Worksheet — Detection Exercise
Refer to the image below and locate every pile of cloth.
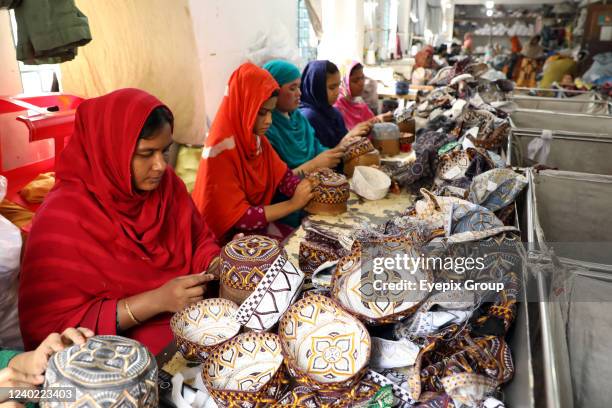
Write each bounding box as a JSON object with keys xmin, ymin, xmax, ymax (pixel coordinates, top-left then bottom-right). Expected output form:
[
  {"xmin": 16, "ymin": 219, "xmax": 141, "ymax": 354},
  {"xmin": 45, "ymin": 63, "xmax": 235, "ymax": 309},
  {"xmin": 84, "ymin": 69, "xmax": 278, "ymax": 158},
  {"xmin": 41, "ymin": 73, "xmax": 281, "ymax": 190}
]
[
  {"xmin": 380, "ymin": 59, "xmax": 514, "ymax": 196},
  {"xmin": 294, "ymin": 55, "xmax": 529, "ymax": 407},
  {"xmin": 473, "ymin": 22, "xmax": 534, "ymax": 37},
  {"xmin": 583, "ymin": 52, "xmax": 612, "ymax": 86},
  {"xmin": 507, "ymin": 21, "xmax": 535, "ymax": 37},
  {"xmin": 298, "ymin": 169, "xmax": 527, "ymax": 407}
]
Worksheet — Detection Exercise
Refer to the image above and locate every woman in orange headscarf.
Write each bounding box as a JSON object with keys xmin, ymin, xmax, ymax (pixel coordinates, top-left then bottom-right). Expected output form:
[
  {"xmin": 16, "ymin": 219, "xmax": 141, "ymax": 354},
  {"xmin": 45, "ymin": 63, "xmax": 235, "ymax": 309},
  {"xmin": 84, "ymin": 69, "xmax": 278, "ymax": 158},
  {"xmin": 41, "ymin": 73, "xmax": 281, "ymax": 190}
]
[
  {"xmin": 192, "ymin": 63, "xmax": 314, "ymax": 242},
  {"xmin": 506, "ymin": 36, "xmax": 522, "ymax": 80},
  {"xmin": 411, "ymin": 45, "xmax": 436, "ymax": 85}
]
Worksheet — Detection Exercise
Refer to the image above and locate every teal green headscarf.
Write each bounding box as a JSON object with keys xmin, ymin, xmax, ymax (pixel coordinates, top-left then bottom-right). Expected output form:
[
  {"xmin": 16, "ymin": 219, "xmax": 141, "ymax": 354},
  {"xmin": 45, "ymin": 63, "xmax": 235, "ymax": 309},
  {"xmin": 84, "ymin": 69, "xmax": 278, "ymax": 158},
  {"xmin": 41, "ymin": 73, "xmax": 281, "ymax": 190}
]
[{"xmin": 263, "ymin": 59, "xmax": 328, "ymax": 169}]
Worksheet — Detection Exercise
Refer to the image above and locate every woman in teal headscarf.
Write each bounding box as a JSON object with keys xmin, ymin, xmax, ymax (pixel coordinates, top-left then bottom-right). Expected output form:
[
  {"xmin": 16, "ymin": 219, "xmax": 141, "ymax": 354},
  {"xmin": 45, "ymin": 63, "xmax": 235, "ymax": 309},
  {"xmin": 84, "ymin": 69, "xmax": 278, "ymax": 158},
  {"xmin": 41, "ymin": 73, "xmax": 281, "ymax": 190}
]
[{"xmin": 263, "ymin": 59, "xmax": 350, "ymax": 173}]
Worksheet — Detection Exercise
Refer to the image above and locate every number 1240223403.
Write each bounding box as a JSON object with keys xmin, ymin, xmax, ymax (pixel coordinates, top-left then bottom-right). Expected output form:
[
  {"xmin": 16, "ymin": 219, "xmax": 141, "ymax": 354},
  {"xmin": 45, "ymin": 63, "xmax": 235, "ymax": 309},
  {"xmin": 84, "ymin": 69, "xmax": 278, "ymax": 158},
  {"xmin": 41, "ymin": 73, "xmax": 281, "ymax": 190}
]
[{"xmin": 1, "ymin": 387, "xmax": 76, "ymax": 403}]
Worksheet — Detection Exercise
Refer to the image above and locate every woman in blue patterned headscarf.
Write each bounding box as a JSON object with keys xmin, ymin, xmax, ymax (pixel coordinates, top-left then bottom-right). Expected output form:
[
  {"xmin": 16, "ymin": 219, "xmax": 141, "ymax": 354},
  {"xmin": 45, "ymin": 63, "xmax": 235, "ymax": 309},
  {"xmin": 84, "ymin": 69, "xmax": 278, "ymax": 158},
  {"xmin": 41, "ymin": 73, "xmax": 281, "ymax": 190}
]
[{"xmin": 263, "ymin": 59, "xmax": 344, "ymax": 172}]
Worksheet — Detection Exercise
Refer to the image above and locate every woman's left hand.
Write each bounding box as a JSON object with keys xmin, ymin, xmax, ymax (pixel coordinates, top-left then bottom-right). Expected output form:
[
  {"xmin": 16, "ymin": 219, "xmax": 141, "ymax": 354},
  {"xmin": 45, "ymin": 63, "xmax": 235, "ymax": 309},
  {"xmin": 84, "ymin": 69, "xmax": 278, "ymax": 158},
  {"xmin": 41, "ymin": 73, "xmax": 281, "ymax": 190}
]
[
  {"xmin": 376, "ymin": 112, "xmax": 394, "ymax": 123},
  {"xmin": 9, "ymin": 328, "xmax": 94, "ymax": 376},
  {"xmin": 206, "ymin": 256, "xmax": 221, "ymax": 279}
]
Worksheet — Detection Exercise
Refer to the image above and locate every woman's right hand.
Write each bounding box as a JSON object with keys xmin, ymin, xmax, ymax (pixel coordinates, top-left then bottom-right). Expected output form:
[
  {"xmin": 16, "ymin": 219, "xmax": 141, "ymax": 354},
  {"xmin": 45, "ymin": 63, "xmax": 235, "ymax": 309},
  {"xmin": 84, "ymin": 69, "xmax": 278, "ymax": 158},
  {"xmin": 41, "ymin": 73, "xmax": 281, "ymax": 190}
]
[
  {"xmin": 311, "ymin": 147, "xmax": 345, "ymax": 170},
  {"xmin": 0, "ymin": 366, "xmax": 43, "ymax": 405},
  {"xmin": 8, "ymin": 328, "xmax": 94, "ymax": 378},
  {"xmin": 347, "ymin": 121, "xmax": 372, "ymax": 138},
  {"xmin": 290, "ymin": 179, "xmax": 316, "ymax": 209},
  {"xmin": 155, "ymin": 273, "xmax": 216, "ymax": 313}
]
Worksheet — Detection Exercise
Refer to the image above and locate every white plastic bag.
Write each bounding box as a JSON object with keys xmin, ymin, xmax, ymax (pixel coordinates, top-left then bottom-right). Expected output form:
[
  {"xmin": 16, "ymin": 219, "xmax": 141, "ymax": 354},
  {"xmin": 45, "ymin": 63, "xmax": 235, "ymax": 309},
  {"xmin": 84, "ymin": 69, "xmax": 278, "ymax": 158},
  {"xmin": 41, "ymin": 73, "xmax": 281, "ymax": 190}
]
[
  {"xmin": 0, "ymin": 175, "xmax": 23, "ymax": 348},
  {"xmin": 527, "ymin": 129, "xmax": 553, "ymax": 164},
  {"xmin": 245, "ymin": 25, "xmax": 303, "ymax": 68},
  {"xmin": 171, "ymin": 366, "xmax": 218, "ymax": 408}
]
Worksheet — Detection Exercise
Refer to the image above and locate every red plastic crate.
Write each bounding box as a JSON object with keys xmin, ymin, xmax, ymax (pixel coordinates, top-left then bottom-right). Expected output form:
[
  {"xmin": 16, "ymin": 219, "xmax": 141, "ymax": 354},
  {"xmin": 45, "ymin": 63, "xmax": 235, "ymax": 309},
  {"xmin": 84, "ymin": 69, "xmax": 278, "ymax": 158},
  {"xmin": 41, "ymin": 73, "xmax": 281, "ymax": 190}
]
[{"xmin": 0, "ymin": 93, "xmax": 84, "ymax": 209}]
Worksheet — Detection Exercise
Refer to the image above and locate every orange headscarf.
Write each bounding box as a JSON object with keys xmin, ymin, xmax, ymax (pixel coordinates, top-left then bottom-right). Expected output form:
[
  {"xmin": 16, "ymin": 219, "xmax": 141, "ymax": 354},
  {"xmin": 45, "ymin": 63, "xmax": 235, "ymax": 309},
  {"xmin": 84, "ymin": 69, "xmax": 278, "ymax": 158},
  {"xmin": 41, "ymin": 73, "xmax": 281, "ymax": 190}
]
[
  {"xmin": 192, "ymin": 63, "xmax": 287, "ymax": 239},
  {"xmin": 415, "ymin": 45, "xmax": 435, "ymax": 69},
  {"xmin": 510, "ymin": 36, "xmax": 522, "ymax": 53}
]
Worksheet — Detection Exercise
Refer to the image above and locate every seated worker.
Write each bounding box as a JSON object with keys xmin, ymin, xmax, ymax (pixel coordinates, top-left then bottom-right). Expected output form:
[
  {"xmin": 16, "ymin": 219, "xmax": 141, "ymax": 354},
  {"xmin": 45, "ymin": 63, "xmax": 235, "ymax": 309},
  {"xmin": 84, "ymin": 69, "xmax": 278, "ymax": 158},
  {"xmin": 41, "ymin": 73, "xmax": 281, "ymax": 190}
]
[
  {"xmin": 411, "ymin": 45, "xmax": 437, "ymax": 85},
  {"xmin": 263, "ymin": 59, "xmax": 347, "ymax": 172},
  {"xmin": 191, "ymin": 63, "xmax": 315, "ymax": 242},
  {"xmin": 334, "ymin": 60, "xmax": 392, "ymax": 131},
  {"xmin": 1, "ymin": 328, "xmax": 93, "ymax": 407},
  {"xmin": 19, "ymin": 89, "xmax": 221, "ymax": 355},
  {"xmin": 299, "ymin": 60, "xmax": 371, "ymax": 148}
]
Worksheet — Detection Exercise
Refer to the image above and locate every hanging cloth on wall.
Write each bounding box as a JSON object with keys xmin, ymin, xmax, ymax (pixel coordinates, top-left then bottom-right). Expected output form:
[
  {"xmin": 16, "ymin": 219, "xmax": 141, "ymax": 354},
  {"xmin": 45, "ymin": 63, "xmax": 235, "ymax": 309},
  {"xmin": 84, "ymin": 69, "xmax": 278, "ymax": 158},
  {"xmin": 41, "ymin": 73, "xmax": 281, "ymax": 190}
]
[
  {"xmin": 13, "ymin": 0, "xmax": 91, "ymax": 65},
  {"xmin": 0, "ymin": 0, "xmax": 22, "ymax": 9}
]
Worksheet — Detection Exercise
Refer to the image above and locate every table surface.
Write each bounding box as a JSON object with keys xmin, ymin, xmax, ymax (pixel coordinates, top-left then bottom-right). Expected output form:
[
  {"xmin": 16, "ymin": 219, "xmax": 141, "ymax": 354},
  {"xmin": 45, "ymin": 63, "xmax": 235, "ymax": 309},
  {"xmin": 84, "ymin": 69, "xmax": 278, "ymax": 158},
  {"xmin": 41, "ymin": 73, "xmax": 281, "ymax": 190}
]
[
  {"xmin": 159, "ymin": 160, "xmax": 417, "ymax": 378},
  {"xmin": 284, "ymin": 189, "xmax": 415, "ymax": 265},
  {"xmin": 378, "ymin": 92, "xmax": 417, "ymax": 100}
]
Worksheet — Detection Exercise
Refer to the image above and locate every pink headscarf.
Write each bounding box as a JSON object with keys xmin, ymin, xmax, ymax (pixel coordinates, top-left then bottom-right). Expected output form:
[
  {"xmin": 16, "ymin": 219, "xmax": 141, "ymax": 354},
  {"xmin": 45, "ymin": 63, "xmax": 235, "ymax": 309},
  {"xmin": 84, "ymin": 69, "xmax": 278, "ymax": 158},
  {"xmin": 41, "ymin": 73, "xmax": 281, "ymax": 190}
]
[{"xmin": 333, "ymin": 60, "xmax": 375, "ymax": 130}]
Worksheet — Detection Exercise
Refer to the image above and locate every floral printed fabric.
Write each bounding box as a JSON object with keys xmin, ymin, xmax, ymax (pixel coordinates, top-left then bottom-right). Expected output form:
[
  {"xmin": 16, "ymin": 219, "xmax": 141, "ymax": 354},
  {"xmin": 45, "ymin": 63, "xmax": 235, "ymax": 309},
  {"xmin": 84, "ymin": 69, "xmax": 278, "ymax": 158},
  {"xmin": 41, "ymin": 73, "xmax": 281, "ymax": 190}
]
[{"xmin": 468, "ymin": 169, "xmax": 528, "ymax": 212}]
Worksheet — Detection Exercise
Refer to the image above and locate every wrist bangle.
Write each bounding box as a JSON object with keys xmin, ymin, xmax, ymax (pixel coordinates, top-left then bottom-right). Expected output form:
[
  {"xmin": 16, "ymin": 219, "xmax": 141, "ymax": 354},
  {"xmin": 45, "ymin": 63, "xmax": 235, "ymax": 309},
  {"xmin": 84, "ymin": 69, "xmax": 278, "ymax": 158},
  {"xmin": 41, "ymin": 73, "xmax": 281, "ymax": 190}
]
[{"xmin": 124, "ymin": 300, "xmax": 141, "ymax": 325}]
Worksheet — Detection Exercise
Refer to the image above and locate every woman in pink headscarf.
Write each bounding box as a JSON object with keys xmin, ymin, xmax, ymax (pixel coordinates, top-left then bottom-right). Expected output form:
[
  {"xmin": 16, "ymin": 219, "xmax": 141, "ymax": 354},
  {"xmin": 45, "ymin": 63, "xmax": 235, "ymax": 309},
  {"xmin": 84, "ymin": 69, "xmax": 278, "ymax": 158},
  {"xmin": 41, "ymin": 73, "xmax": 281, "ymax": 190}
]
[
  {"xmin": 334, "ymin": 61, "xmax": 392, "ymax": 130},
  {"xmin": 463, "ymin": 33, "xmax": 474, "ymax": 54}
]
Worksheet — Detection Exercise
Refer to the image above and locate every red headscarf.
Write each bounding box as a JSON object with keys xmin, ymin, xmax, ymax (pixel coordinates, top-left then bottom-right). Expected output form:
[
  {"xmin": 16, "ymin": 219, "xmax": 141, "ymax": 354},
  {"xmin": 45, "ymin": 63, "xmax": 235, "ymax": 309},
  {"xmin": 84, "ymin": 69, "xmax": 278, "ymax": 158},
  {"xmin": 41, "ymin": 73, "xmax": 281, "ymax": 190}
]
[
  {"xmin": 334, "ymin": 60, "xmax": 375, "ymax": 130},
  {"xmin": 19, "ymin": 88, "xmax": 219, "ymax": 353},
  {"xmin": 415, "ymin": 45, "xmax": 435, "ymax": 69},
  {"xmin": 192, "ymin": 63, "xmax": 287, "ymax": 239}
]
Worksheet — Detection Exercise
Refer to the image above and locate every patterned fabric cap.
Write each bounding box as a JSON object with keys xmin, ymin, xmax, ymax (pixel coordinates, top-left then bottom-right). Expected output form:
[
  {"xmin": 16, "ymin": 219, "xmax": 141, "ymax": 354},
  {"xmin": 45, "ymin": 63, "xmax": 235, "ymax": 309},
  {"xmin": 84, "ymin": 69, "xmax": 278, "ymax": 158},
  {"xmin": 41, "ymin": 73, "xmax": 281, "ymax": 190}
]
[
  {"xmin": 233, "ymin": 253, "xmax": 305, "ymax": 331},
  {"xmin": 278, "ymin": 294, "xmax": 371, "ymax": 395},
  {"xmin": 332, "ymin": 238, "xmax": 433, "ymax": 324},
  {"xmin": 468, "ymin": 168, "xmax": 528, "ymax": 212},
  {"xmin": 220, "ymin": 235, "xmax": 286, "ymax": 291},
  {"xmin": 307, "ymin": 168, "xmax": 350, "ymax": 205},
  {"xmin": 170, "ymin": 298, "xmax": 240, "ymax": 361},
  {"xmin": 343, "ymin": 138, "xmax": 376, "ymax": 161},
  {"xmin": 42, "ymin": 335, "xmax": 158, "ymax": 408},
  {"xmin": 202, "ymin": 332, "xmax": 286, "ymax": 408},
  {"xmin": 372, "ymin": 123, "xmax": 401, "ymax": 141}
]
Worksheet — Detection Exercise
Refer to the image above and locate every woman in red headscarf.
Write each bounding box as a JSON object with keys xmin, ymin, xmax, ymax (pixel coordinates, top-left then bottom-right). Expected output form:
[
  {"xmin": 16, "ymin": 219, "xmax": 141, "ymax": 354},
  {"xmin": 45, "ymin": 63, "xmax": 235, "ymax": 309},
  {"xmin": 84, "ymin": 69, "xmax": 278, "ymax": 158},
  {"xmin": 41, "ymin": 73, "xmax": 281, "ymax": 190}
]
[
  {"xmin": 191, "ymin": 63, "xmax": 314, "ymax": 242},
  {"xmin": 19, "ymin": 89, "xmax": 220, "ymax": 354}
]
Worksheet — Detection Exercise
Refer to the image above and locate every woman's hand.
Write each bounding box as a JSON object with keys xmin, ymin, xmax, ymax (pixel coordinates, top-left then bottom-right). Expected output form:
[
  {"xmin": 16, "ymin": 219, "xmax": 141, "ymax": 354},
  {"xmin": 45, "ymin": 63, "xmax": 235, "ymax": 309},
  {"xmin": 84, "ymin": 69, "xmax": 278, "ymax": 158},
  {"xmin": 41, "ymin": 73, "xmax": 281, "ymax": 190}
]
[
  {"xmin": 346, "ymin": 121, "xmax": 372, "ymax": 138},
  {"xmin": 8, "ymin": 328, "xmax": 94, "ymax": 377},
  {"xmin": 155, "ymin": 273, "xmax": 216, "ymax": 313},
  {"xmin": 289, "ymin": 178, "xmax": 316, "ymax": 210},
  {"xmin": 339, "ymin": 135, "xmax": 360, "ymax": 149},
  {"xmin": 0, "ymin": 366, "xmax": 43, "ymax": 405},
  {"xmin": 206, "ymin": 256, "xmax": 221, "ymax": 279},
  {"xmin": 375, "ymin": 111, "xmax": 393, "ymax": 123},
  {"xmin": 310, "ymin": 147, "xmax": 345, "ymax": 170},
  {"xmin": 1, "ymin": 402, "xmax": 27, "ymax": 407}
]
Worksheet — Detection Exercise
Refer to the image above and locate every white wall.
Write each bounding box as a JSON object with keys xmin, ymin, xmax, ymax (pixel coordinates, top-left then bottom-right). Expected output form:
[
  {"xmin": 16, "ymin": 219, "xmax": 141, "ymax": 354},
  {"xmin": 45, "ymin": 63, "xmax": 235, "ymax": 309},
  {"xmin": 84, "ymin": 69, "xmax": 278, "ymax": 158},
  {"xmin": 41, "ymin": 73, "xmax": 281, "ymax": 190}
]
[
  {"xmin": 188, "ymin": 0, "xmax": 298, "ymax": 125},
  {"xmin": 0, "ymin": 10, "xmax": 21, "ymax": 95},
  {"xmin": 397, "ymin": 0, "xmax": 412, "ymax": 56},
  {"xmin": 318, "ymin": 0, "xmax": 365, "ymax": 64}
]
